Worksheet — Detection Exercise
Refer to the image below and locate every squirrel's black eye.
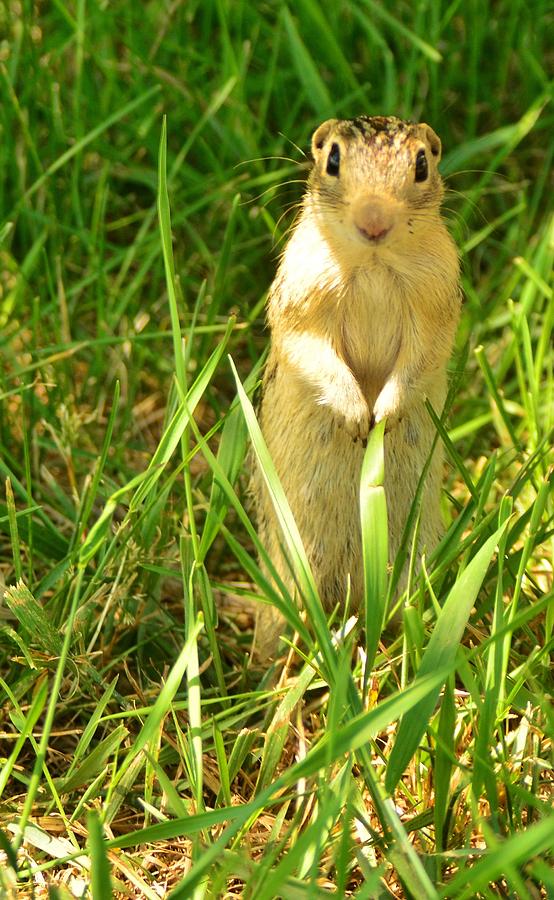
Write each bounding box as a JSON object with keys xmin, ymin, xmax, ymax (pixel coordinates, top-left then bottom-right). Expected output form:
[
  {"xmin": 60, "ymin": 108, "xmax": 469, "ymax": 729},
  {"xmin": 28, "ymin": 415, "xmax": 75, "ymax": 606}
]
[
  {"xmin": 326, "ymin": 143, "xmax": 340, "ymax": 176},
  {"xmin": 415, "ymin": 149, "xmax": 428, "ymax": 182}
]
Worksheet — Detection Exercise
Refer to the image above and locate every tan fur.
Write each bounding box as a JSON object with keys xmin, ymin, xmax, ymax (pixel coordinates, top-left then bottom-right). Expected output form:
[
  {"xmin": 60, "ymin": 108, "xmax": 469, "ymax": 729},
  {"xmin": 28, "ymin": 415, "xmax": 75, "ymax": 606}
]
[{"xmin": 251, "ymin": 116, "xmax": 461, "ymax": 655}]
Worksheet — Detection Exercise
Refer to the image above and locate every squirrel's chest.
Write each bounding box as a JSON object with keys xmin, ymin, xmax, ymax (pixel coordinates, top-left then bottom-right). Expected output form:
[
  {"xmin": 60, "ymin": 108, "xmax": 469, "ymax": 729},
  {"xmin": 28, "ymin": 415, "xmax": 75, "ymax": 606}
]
[{"xmin": 340, "ymin": 274, "xmax": 405, "ymax": 389}]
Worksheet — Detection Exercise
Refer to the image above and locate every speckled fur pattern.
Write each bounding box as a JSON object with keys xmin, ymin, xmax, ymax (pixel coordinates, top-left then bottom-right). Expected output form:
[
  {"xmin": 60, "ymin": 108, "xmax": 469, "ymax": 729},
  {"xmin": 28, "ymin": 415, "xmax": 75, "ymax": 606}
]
[{"xmin": 252, "ymin": 115, "xmax": 461, "ymax": 656}]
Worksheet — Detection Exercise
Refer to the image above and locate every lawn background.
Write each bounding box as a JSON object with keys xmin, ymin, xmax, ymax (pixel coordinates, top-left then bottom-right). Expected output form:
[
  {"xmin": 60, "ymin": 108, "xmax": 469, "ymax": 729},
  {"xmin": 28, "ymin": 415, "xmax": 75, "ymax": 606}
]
[{"xmin": 0, "ymin": 1, "xmax": 552, "ymax": 897}]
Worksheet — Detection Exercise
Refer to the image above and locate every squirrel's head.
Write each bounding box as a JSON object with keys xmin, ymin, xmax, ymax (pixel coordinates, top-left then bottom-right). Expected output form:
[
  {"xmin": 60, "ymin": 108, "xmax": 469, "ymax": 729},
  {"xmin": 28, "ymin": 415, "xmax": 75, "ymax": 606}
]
[{"xmin": 307, "ymin": 116, "xmax": 445, "ymax": 255}]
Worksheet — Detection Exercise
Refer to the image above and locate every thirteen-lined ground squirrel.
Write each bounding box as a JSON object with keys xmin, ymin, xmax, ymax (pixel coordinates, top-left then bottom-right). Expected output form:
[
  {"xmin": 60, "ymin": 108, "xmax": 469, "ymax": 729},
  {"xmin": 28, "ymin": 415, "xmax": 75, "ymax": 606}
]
[{"xmin": 252, "ymin": 115, "xmax": 461, "ymax": 655}]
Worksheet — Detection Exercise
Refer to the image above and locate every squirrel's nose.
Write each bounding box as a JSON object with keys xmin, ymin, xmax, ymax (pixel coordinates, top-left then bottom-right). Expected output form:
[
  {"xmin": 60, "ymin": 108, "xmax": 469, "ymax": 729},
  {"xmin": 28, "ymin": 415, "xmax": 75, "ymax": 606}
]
[
  {"xmin": 352, "ymin": 197, "xmax": 395, "ymax": 243},
  {"xmin": 357, "ymin": 222, "xmax": 391, "ymax": 242}
]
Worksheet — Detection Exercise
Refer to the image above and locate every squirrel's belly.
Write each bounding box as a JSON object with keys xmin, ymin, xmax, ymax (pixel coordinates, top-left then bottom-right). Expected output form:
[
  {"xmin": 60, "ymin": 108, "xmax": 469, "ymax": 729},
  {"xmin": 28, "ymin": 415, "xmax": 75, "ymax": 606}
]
[{"xmin": 341, "ymin": 285, "xmax": 403, "ymax": 395}]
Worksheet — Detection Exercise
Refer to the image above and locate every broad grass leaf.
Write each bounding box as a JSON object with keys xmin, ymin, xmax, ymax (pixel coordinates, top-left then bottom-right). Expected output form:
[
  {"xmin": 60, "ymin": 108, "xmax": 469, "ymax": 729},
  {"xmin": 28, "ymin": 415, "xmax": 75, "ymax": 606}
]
[
  {"xmin": 198, "ymin": 356, "xmax": 263, "ymax": 562},
  {"xmin": 158, "ymin": 116, "xmax": 185, "ymax": 394},
  {"xmin": 56, "ymin": 726, "xmax": 128, "ymax": 794}
]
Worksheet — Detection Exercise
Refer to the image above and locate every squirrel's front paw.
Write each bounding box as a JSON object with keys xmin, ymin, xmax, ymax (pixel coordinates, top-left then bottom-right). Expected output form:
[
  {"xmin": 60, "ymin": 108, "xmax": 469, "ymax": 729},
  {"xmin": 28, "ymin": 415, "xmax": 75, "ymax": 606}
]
[
  {"xmin": 321, "ymin": 384, "xmax": 370, "ymax": 442},
  {"xmin": 340, "ymin": 398, "xmax": 371, "ymax": 442},
  {"xmin": 373, "ymin": 390, "xmax": 403, "ymax": 432}
]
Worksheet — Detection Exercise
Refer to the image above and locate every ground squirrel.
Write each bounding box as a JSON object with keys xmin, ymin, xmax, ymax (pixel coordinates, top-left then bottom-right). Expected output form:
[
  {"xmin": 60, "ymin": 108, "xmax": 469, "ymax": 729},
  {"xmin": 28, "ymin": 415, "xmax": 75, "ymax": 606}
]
[{"xmin": 252, "ymin": 115, "xmax": 461, "ymax": 655}]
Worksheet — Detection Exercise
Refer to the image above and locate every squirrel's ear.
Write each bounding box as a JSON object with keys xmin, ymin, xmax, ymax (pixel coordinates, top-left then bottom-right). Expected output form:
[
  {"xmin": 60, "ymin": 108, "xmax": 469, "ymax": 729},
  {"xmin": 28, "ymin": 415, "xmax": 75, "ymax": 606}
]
[
  {"xmin": 420, "ymin": 124, "xmax": 442, "ymax": 161},
  {"xmin": 311, "ymin": 119, "xmax": 338, "ymax": 157}
]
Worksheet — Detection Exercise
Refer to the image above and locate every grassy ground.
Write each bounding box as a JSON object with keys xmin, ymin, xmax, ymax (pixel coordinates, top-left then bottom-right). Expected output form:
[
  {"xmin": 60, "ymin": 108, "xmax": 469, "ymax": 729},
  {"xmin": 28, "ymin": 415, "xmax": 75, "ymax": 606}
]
[{"xmin": 0, "ymin": 1, "xmax": 552, "ymax": 897}]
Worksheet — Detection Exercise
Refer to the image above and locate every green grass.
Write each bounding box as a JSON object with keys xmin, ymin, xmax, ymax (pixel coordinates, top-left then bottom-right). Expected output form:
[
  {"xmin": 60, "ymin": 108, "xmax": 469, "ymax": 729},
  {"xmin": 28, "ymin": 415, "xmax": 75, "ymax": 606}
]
[{"xmin": 0, "ymin": 1, "xmax": 552, "ymax": 897}]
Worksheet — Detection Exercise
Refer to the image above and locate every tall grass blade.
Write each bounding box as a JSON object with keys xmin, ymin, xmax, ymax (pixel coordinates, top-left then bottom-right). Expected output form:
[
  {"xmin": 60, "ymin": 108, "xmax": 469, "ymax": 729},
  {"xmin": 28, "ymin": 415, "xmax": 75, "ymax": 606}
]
[
  {"xmin": 230, "ymin": 356, "xmax": 336, "ymax": 675},
  {"xmin": 5, "ymin": 478, "xmax": 21, "ymax": 582},
  {"xmin": 472, "ymin": 496, "xmax": 513, "ymax": 808},
  {"xmin": 360, "ymin": 419, "xmax": 388, "ymax": 683},
  {"xmin": 158, "ymin": 116, "xmax": 186, "ymax": 393}
]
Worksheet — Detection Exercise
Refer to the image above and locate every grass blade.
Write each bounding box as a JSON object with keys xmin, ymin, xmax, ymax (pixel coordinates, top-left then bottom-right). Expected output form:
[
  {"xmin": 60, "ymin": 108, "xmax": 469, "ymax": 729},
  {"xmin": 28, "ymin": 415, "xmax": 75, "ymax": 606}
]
[
  {"xmin": 281, "ymin": 7, "xmax": 333, "ymax": 116},
  {"xmin": 4, "ymin": 478, "xmax": 21, "ymax": 581},
  {"xmin": 359, "ymin": 0, "xmax": 442, "ymax": 62},
  {"xmin": 130, "ymin": 318, "xmax": 234, "ymax": 511},
  {"xmin": 230, "ymin": 356, "xmax": 337, "ymax": 676},
  {"xmin": 360, "ymin": 419, "xmax": 388, "ymax": 682},
  {"xmin": 88, "ymin": 810, "xmax": 113, "ymax": 900},
  {"xmin": 158, "ymin": 115, "xmax": 186, "ymax": 394},
  {"xmin": 385, "ymin": 520, "xmax": 509, "ymax": 793}
]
